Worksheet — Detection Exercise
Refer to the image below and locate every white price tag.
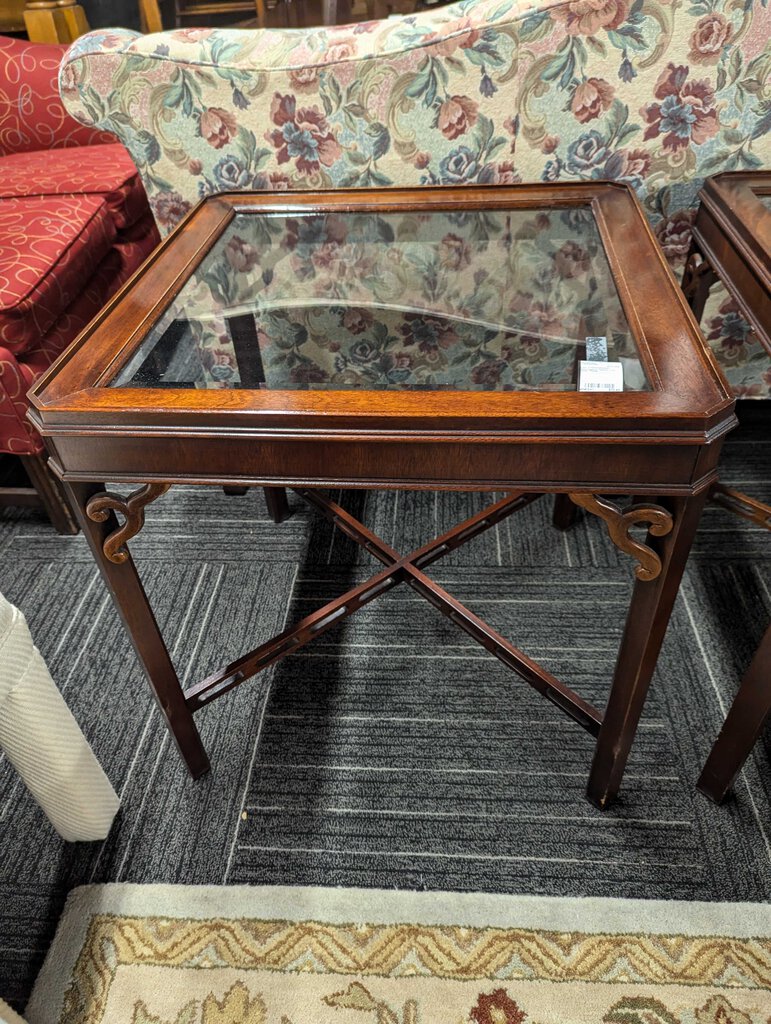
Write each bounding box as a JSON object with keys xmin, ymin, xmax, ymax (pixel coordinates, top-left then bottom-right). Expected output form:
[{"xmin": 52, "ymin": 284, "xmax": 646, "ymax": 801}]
[{"xmin": 578, "ymin": 360, "xmax": 623, "ymax": 393}]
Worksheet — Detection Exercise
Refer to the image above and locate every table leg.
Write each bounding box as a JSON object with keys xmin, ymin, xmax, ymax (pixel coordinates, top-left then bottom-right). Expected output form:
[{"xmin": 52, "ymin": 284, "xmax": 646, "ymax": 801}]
[
  {"xmin": 221, "ymin": 485, "xmax": 291, "ymax": 521},
  {"xmin": 681, "ymin": 239, "xmax": 718, "ymax": 324},
  {"xmin": 586, "ymin": 491, "xmax": 708, "ymax": 809},
  {"xmin": 64, "ymin": 481, "xmax": 210, "ymax": 779},
  {"xmin": 552, "ymin": 493, "xmax": 579, "ymax": 530},
  {"xmin": 264, "ymin": 486, "xmax": 291, "ymax": 523},
  {"xmin": 697, "ymin": 622, "xmax": 771, "ymax": 804}
]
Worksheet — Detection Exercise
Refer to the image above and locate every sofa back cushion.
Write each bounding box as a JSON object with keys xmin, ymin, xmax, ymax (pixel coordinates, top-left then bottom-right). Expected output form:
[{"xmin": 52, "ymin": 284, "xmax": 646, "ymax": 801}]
[
  {"xmin": 0, "ymin": 36, "xmax": 115, "ymax": 155},
  {"xmin": 57, "ymin": 0, "xmax": 771, "ymax": 241}
]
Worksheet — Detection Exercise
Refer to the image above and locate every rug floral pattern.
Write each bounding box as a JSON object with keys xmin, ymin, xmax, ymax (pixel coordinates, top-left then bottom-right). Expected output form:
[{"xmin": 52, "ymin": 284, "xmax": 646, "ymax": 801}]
[
  {"xmin": 130, "ymin": 981, "xmax": 768, "ymax": 1024},
  {"xmin": 60, "ymin": 916, "xmax": 771, "ymax": 1024},
  {"xmin": 128, "ymin": 980, "xmax": 768, "ymax": 1024}
]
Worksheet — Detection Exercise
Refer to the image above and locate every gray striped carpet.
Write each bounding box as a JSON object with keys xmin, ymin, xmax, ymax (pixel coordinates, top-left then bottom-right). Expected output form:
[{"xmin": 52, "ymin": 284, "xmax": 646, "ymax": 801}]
[{"xmin": 0, "ymin": 409, "xmax": 769, "ymax": 1011}]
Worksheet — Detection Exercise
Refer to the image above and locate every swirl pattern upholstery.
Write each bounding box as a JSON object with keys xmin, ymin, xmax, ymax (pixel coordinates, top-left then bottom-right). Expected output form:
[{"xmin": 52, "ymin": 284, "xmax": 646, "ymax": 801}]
[
  {"xmin": 0, "ymin": 36, "xmax": 113, "ymax": 154},
  {"xmin": 59, "ymin": 0, "xmax": 771, "ymax": 396},
  {"xmin": 0, "ymin": 195, "xmax": 116, "ymax": 352},
  {"xmin": 0, "ymin": 36, "xmax": 159, "ymax": 466}
]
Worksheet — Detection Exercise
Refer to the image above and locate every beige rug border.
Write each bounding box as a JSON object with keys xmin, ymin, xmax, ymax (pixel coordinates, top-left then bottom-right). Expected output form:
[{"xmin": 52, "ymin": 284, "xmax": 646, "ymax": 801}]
[{"xmin": 25, "ymin": 883, "xmax": 771, "ymax": 1024}]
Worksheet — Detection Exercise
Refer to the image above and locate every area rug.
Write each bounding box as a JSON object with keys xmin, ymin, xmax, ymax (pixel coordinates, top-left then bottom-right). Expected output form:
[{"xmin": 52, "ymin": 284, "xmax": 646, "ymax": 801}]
[{"xmin": 25, "ymin": 884, "xmax": 771, "ymax": 1024}]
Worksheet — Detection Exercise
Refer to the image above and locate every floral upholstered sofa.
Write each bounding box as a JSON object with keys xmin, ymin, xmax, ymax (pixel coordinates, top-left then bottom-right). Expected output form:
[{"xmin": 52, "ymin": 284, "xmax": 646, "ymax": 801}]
[{"xmin": 59, "ymin": 0, "xmax": 771, "ymax": 395}]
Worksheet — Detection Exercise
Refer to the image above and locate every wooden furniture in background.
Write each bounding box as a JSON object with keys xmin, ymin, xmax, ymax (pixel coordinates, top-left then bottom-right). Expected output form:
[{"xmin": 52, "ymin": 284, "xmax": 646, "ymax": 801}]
[
  {"xmin": 30, "ymin": 183, "xmax": 736, "ymax": 809},
  {"xmin": 173, "ymin": 0, "xmax": 259, "ymax": 28},
  {"xmin": 683, "ymin": 171, "xmax": 771, "ymax": 525},
  {"xmin": 0, "ymin": 0, "xmax": 89, "ymax": 44},
  {"xmin": 682, "ymin": 172, "xmax": 770, "ymax": 805},
  {"xmin": 15, "ymin": 0, "xmax": 89, "ymax": 43},
  {"xmin": 697, "ymin": 622, "xmax": 771, "ymax": 803},
  {"xmin": 0, "ymin": 0, "xmax": 26, "ymax": 32},
  {"xmin": 0, "ymin": 454, "xmax": 77, "ymax": 533},
  {"xmin": 138, "ymin": 0, "xmax": 163, "ymax": 33}
]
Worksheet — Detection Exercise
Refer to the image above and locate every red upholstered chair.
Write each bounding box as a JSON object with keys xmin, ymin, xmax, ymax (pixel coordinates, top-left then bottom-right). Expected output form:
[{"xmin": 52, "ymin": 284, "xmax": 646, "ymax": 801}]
[{"xmin": 0, "ymin": 35, "xmax": 160, "ymax": 532}]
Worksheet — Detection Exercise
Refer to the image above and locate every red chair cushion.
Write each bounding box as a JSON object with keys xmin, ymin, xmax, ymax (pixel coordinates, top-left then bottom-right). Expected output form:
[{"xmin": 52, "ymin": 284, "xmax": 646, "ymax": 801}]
[
  {"xmin": 0, "ymin": 35, "xmax": 115, "ymax": 155},
  {"xmin": 0, "ymin": 144, "xmax": 148, "ymax": 230},
  {"xmin": 0, "ymin": 194, "xmax": 116, "ymax": 354}
]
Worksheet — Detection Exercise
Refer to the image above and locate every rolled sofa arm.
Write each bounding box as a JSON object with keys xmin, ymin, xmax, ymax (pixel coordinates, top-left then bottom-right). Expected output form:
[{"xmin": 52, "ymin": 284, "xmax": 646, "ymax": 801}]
[{"xmin": 59, "ymin": 0, "xmax": 771, "ymax": 240}]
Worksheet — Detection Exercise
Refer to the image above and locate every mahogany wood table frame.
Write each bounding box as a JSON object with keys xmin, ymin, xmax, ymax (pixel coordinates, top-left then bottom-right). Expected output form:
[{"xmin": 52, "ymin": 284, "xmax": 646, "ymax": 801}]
[
  {"xmin": 29, "ymin": 184, "xmax": 736, "ymax": 810},
  {"xmin": 683, "ymin": 171, "xmax": 771, "ymax": 528},
  {"xmin": 697, "ymin": 621, "xmax": 771, "ymax": 804},
  {"xmin": 681, "ymin": 171, "xmax": 771, "ymax": 803}
]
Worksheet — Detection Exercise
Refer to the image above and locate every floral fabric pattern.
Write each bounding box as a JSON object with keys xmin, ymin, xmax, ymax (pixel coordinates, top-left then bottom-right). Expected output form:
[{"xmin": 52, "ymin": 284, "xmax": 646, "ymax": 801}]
[
  {"xmin": 117, "ymin": 207, "xmax": 648, "ymax": 391},
  {"xmin": 129, "ymin": 980, "xmax": 770, "ymax": 1024},
  {"xmin": 58, "ymin": 0, "xmax": 771, "ymax": 395}
]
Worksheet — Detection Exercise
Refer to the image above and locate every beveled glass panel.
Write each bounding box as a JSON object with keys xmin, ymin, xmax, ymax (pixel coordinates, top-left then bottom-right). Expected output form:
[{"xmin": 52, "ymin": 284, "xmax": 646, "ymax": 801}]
[{"xmin": 110, "ymin": 206, "xmax": 649, "ymax": 392}]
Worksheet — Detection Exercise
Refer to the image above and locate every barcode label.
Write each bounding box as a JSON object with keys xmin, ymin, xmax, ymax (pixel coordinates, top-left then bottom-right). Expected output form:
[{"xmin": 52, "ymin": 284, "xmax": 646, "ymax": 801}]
[{"xmin": 578, "ymin": 360, "xmax": 623, "ymax": 392}]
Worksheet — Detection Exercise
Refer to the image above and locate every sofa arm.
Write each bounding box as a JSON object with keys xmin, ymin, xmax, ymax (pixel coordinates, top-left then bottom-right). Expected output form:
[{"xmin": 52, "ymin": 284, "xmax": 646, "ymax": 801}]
[
  {"xmin": 58, "ymin": 0, "xmax": 544, "ymax": 231},
  {"xmin": 0, "ymin": 35, "xmax": 115, "ymax": 155}
]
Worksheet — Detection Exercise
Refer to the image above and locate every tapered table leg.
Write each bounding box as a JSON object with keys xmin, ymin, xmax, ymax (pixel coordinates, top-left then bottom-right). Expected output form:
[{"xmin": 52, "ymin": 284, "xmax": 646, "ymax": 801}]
[
  {"xmin": 681, "ymin": 239, "xmax": 717, "ymax": 324},
  {"xmin": 64, "ymin": 481, "xmax": 210, "ymax": 779},
  {"xmin": 21, "ymin": 451, "xmax": 78, "ymax": 535},
  {"xmin": 221, "ymin": 485, "xmax": 292, "ymax": 521},
  {"xmin": 552, "ymin": 493, "xmax": 578, "ymax": 530},
  {"xmin": 587, "ymin": 491, "xmax": 709, "ymax": 809},
  {"xmin": 264, "ymin": 486, "xmax": 291, "ymax": 524},
  {"xmin": 697, "ymin": 622, "xmax": 771, "ymax": 803}
]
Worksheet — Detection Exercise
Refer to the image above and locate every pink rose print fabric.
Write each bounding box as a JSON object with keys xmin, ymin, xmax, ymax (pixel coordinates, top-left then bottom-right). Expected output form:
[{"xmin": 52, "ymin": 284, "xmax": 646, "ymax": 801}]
[{"xmin": 59, "ymin": 0, "xmax": 771, "ymax": 396}]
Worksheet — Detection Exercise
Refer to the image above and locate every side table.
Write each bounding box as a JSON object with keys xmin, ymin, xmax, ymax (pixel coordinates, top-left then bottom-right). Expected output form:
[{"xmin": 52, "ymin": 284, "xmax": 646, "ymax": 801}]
[
  {"xmin": 683, "ymin": 176, "xmax": 770, "ymax": 499},
  {"xmin": 30, "ymin": 183, "xmax": 736, "ymax": 809},
  {"xmin": 682, "ymin": 172, "xmax": 771, "ymax": 800}
]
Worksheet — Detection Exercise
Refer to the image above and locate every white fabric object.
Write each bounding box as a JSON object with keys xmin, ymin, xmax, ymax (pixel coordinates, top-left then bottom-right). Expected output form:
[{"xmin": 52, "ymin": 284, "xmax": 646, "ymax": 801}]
[
  {"xmin": 0, "ymin": 996, "xmax": 27, "ymax": 1024},
  {"xmin": 0, "ymin": 592, "xmax": 119, "ymax": 842}
]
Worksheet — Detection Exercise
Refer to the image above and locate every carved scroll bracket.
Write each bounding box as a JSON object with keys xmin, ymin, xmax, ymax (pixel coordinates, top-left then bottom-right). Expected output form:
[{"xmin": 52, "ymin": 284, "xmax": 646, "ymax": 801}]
[
  {"xmin": 86, "ymin": 484, "xmax": 171, "ymax": 564},
  {"xmin": 568, "ymin": 494, "xmax": 673, "ymax": 582}
]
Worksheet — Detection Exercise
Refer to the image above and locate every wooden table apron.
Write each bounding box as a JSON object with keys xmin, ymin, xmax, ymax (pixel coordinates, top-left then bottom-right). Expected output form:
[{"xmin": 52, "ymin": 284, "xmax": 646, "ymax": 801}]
[{"xmin": 36, "ymin": 419, "xmax": 727, "ymax": 811}]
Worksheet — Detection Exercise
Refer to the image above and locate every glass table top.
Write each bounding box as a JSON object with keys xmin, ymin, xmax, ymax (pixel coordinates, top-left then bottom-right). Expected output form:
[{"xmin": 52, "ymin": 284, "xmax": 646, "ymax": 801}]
[{"xmin": 111, "ymin": 205, "xmax": 649, "ymax": 393}]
